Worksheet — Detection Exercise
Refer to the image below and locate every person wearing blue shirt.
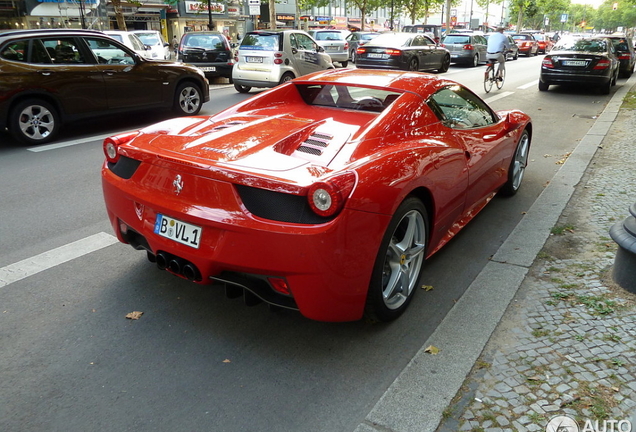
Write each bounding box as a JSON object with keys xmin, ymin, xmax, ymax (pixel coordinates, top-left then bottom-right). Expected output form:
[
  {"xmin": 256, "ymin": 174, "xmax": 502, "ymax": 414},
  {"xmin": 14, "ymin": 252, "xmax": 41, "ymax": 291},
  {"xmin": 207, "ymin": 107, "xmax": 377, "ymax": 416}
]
[{"xmin": 486, "ymin": 27, "xmax": 511, "ymax": 78}]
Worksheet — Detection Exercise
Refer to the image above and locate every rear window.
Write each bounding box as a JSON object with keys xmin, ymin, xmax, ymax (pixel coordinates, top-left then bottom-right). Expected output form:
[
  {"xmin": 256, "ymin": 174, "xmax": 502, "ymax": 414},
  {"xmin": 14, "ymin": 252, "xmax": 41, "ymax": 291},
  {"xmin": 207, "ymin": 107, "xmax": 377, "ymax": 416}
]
[
  {"xmin": 313, "ymin": 31, "xmax": 344, "ymax": 41},
  {"xmin": 443, "ymin": 36, "xmax": 470, "ymax": 44},
  {"xmin": 296, "ymin": 84, "xmax": 401, "ymax": 113},
  {"xmin": 554, "ymin": 38, "xmax": 608, "ymax": 53},
  {"xmin": 136, "ymin": 33, "xmax": 160, "ymax": 45},
  {"xmin": 183, "ymin": 34, "xmax": 227, "ymax": 50},
  {"xmin": 512, "ymin": 35, "xmax": 533, "ymax": 41},
  {"xmin": 240, "ymin": 33, "xmax": 281, "ymax": 51}
]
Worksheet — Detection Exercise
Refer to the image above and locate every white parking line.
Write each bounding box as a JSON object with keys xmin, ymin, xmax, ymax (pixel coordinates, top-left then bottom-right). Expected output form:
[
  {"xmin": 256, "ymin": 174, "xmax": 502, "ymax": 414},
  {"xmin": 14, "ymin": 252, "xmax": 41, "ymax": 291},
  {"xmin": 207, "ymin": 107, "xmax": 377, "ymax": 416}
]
[
  {"xmin": 518, "ymin": 80, "xmax": 539, "ymax": 90},
  {"xmin": 484, "ymin": 91, "xmax": 514, "ymax": 103},
  {"xmin": 0, "ymin": 232, "xmax": 118, "ymax": 288}
]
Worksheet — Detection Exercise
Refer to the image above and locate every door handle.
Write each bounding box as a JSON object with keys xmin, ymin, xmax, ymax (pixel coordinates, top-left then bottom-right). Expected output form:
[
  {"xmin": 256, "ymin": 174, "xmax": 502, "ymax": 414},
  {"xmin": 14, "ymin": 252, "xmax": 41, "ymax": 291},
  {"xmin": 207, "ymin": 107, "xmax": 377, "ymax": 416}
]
[{"xmin": 38, "ymin": 70, "xmax": 53, "ymax": 76}]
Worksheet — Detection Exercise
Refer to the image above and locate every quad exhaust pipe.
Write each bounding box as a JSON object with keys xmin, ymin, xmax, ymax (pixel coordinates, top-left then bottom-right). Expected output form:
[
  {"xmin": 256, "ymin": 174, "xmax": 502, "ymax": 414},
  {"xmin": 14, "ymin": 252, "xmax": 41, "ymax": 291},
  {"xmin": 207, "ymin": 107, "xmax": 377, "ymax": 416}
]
[{"xmin": 151, "ymin": 251, "xmax": 201, "ymax": 282}]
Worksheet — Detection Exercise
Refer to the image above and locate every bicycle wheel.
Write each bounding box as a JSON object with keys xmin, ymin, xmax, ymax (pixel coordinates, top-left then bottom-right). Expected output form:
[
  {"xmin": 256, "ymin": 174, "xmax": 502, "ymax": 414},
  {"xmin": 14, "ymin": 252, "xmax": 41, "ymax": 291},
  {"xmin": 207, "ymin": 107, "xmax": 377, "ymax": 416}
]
[
  {"xmin": 496, "ymin": 66, "xmax": 506, "ymax": 89},
  {"xmin": 484, "ymin": 64, "xmax": 494, "ymax": 93}
]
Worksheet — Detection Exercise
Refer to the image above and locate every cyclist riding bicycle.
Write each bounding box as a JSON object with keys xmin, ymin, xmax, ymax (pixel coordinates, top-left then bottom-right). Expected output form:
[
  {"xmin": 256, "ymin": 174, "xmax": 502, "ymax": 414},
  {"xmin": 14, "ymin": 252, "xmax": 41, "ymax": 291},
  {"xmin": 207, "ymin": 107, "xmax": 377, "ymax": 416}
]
[{"xmin": 486, "ymin": 27, "xmax": 510, "ymax": 79}]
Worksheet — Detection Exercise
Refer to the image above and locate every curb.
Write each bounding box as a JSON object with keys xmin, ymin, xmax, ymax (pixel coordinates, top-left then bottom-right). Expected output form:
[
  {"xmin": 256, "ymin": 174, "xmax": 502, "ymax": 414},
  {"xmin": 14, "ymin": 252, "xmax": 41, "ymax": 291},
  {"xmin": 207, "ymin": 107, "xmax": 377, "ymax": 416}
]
[{"xmin": 354, "ymin": 76, "xmax": 636, "ymax": 432}]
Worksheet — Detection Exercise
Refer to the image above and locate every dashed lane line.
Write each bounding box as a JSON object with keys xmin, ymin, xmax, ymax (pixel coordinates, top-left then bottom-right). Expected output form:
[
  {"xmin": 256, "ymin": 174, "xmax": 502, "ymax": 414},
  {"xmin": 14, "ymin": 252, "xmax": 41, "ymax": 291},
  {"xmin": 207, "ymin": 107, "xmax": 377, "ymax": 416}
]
[
  {"xmin": 484, "ymin": 90, "xmax": 515, "ymax": 104},
  {"xmin": 0, "ymin": 232, "xmax": 118, "ymax": 288},
  {"xmin": 27, "ymin": 132, "xmax": 125, "ymax": 152}
]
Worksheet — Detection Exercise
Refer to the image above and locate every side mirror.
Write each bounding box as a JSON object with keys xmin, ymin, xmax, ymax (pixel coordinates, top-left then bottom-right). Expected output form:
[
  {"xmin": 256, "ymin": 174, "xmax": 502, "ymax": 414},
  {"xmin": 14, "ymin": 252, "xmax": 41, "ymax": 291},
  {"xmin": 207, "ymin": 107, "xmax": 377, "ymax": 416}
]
[
  {"xmin": 317, "ymin": 46, "xmax": 325, "ymax": 53},
  {"xmin": 291, "ymin": 47, "xmax": 298, "ymax": 54}
]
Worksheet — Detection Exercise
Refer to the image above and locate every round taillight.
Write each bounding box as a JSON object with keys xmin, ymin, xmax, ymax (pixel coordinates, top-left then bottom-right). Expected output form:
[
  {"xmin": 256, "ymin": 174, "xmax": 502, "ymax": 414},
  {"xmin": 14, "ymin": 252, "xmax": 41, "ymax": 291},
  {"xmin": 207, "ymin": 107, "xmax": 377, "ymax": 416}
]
[
  {"xmin": 105, "ymin": 140, "xmax": 118, "ymax": 162},
  {"xmin": 103, "ymin": 132, "xmax": 139, "ymax": 163},
  {"xmin": 307, "ymin": 171, "xmax": 356, "ymax": 218}
]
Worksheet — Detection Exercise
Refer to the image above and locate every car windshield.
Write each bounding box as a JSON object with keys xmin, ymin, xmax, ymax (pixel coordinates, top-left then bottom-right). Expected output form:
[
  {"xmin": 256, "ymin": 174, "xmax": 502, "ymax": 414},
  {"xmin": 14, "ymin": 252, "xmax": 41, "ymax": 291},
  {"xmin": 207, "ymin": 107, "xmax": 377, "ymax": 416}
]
[
  {"xmin": 136, "ymin": 33, "xmax": 160, "ymax": 45},
  {"xmin": 240, "ymin": 33, "xmax": 280, "ymax": 51},
  {"xmin": 554, "ymin": 38, "xmax": 607, "ymax": 53},
  {"xmin": 296, "ymin": 84, "xmax": 401, "ymax": 113},
  {"xmin": 442, "ymin": 35, "xmax": 470, "ymax": 44},
  {"xmin": 314, "ymin": 32, "xmax": 343, "ymax": 41},
  {"xmin": 107, "ymin": 34, "xmax": 123, "ymax": 43}
]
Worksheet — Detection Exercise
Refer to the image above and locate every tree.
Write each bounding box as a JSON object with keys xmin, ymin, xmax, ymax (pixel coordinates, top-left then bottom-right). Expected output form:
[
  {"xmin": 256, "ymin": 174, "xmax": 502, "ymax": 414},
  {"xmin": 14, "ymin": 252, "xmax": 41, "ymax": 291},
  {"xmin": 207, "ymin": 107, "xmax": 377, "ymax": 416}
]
[
  {"xmin": 296, "ymin": 0, "xmax": 330, "ymax": 29},
  {"xmin": 347, "ymin": 0, "xmax": 385, "ymax": 29},
  {"xmin": 396, "ymin": 0, "xmax": 446, "ymax": 24}
]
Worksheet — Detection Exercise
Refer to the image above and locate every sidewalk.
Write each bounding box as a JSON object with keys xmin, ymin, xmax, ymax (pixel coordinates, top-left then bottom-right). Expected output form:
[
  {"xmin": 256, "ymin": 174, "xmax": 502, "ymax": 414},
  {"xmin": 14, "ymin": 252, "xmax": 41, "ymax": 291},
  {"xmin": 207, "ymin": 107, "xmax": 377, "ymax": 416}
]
[{"xmin": 355, "ymin": 78, "xmax": 636, "ymax": 432}]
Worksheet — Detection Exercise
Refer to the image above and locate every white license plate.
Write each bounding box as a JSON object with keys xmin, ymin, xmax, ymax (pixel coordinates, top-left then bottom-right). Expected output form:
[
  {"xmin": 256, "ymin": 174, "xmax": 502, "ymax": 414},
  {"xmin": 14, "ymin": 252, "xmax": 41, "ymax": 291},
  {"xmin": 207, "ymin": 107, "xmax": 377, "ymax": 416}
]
[
  {"xmin": 199, "ymin": 66, "xmax": 216, "ymax": 71},
  {"xmin": 368, "ymin": 53, "xmax": 383, "ymax": 58},
  {"xmin": 326, "ymin": 46, "xmax": 339, "ymax": 51},
  {"xmin": 246, "ymin": 56, "xmax": 263, "ymax": 63},
  {"xmin": 562, "ymin": 60, "xmax": 586, "ymax": 66},
  {"xmin": 154, "ymin": 214, "xmax": 202, "ymax": 249}
]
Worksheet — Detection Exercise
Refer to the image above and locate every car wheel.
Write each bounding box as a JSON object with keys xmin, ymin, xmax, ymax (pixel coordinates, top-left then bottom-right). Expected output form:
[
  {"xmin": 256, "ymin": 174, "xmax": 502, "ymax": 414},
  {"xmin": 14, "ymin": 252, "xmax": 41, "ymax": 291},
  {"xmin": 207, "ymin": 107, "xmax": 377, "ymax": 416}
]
[
  {"xmin": 9, "ymin": 98, "xmax": 59, "ymax": 145},
  {"xmin": 438, "ymin": 54, "xmax": 451, "ymax": 73},
  {"xmin": 350, "ymin": 49, "xmax": 356, "ymax": 63},
  {"xmin": 513, "ymin": 51, "xmax": 519, "ymax": 60},
  {"xmin": 611, "ymin": 69, "xmax": 618, "ymax": 86},
  {"xmin": 600, "ymin": 78, "xmax": 611, "ymax": 95},
  {"xmin": 174, "ymin": 82, "xmax": 203, "ymax": 115},
  {"xmin": 538, "ymin": 80, "xmax": 549, "ymax": 91},
  {"xmin": 340, "ymin": 60, "xmax": 348, "ymax": 68},
  {"xmin": 471, "ymin": 54, "xmax": 479, "ymax": 67},
  {"xmin": 499, "ymin": 129, "xmax": 530, "ymax": 197},
  {"xmin": 408, "ymin": 57, "xmax": 419, "ymax": 71},
  {"xmin": 234, "ymin": 83, "xmax": 251, "ymax": 93},
  {"xmin": 279, "ymin": 72, "xmax": 295, "ymax": 85},
  {"xmin": 365, "ymin": 197, "xmax": 428, "ymax": 322}
]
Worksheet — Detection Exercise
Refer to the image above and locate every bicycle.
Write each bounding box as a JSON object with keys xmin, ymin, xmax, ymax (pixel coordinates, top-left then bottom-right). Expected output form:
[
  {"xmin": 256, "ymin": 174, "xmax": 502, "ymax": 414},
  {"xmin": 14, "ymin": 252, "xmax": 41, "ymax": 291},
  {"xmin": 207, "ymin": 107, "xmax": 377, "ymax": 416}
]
[{"xmin": 484, "ymin": 58, "xmax": 505, "ymax": 93}]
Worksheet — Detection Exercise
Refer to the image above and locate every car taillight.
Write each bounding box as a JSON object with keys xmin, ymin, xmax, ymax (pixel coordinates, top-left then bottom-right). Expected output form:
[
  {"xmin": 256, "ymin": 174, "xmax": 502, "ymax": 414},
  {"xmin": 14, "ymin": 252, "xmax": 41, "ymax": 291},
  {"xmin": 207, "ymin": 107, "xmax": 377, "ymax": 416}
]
[
  {"xmin": 356, "ymin": 47, "xmax": 366, "ymax": 54},
  {"xmin": 344, "ymin": 42, "xmax": 349, "ymax": 50},
  {"xmin": 307, "ymin": 171, "xmax": 357, "ymax": 217},
  {"xmin": 618, "ymin": 54, "xmax": 631, "ymax": 60},
  {"xmin": 594, "ymin": 59, "xmax": 611, "ymax": 69},
  {"xmin": 463, "ymin": 44, "xmax": 474, "ymax": 50},
  {"xmin": 386, "ymin": 49, "xmax": 402, "ymax": 56},
  {"xmin": 542, "ymin": 57, "xmax": 555, "ymax": 68},
  {"xmin": 103, "ymin": 132, "xmax": 138, "ymax": 163},
  {"xmin": 274, "ymin": 51, "xmax": 283, "ymax": 64}
]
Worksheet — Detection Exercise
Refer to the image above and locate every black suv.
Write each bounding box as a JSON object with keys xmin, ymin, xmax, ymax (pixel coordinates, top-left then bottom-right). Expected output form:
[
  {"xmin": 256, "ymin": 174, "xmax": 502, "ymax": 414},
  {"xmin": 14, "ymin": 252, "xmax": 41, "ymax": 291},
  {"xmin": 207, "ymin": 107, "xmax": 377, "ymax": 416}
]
[
  {"xmin": 178, "ymin": 31, "xmax": 234, "ymax": 79},
  {"xmin": 607, "ymin": 34, "xmax": 635, "ymax": 78},
  {"xmin": 0, "ymin": 29, "xmax": 210, "ymax": 145}
]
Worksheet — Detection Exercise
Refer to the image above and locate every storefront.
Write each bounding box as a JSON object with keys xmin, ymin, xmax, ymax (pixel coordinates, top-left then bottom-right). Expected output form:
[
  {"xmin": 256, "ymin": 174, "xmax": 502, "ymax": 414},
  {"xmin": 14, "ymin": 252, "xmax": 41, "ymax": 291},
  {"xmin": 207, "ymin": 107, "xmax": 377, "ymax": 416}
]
[{"xmin": 170, "ymin": 0, "xmax": 244, "ymax": 43}]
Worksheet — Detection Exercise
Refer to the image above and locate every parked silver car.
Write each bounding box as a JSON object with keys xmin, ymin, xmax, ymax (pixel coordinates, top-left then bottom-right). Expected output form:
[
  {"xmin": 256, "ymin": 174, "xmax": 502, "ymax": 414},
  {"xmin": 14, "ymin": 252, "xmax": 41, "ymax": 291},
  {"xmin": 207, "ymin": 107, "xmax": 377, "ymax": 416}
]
[
  {"xmin": 232, "ymin": 30, "xmax": 334, "ymax": 93},
  {"xmin": 307, "ymin": 29, "xmax": 349, "ymax": 67},
  {"xmin": 441, "ymin": 33, "xmax": 488, "ymax": 67}
]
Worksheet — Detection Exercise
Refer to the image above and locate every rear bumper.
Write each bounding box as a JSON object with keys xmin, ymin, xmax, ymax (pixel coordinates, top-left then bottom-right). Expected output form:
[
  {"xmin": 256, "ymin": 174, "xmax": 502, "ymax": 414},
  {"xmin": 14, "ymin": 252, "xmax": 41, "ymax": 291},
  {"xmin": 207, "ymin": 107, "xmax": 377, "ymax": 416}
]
[{"xmin": 540, "ymin": 69, "xmax": 611, "ymax": 86}]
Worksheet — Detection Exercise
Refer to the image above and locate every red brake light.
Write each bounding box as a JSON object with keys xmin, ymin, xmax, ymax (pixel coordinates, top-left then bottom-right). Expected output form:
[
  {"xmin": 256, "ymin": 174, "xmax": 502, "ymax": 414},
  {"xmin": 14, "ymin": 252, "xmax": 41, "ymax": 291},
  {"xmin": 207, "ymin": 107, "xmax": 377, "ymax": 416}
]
[
  {"xmin": 542, "ymin": 57, "xmax": 554, "ymax": 68},
  {"xmin": 386, "ymin": 49, "xmax": 402, "ymax": 56},
  {"xmin": 618, "ymin": 54, "xmax": 631, "ymax": 60},
  {"xmin": 307, "ymin": 171, "xmax": 357, "ymax": 217},
  {"xmin": 274, "ymin": 51, "xmax": 283, "ymax": 64},
  {"xmin": 103, "ymin": 132, "xmax": 138, "ymax": 163},
  {"xmin": 593, "ymin": 59, "xmax": 611, "ymax": 69},
  {"xmin": 463, "ymin": 44, "xmax": 474, "ymax": 50},
  {"xmin": 356, "ymin": 47, "xmax": 366, "ymax": 54},
  {"xmin": 344, "ymin": 42, "xmax": 349, "ymax": 50}
]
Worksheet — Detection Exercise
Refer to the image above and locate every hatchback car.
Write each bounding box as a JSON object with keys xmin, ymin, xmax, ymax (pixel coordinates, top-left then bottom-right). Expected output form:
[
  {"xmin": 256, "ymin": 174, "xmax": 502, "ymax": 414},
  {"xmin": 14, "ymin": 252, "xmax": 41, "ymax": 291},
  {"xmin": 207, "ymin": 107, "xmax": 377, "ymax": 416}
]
[
  {"xmin": 307, "ymin": 29, "xmax": 349, "ymax": 67},
  {"xmin": 441, "ymin": 32, "xmax": 488, "ymax": 67},
  {"xmin": 511, "ymin": 34, "xmax": 539, "ymax": 56},
  {"xmin": 345, "ymin": 31, "xmax": 380, "ymax": 62},
  {"xmin": 232, "ymin": 30, "xmax": 334, "ymax": 93},
  {"xmin": 104, "ymin": 30, "xmax": 152, "ymax": 59},
  {"xmin": 355, "ymin": 32, "xmax": 451, "ymax": 73},
  {"xmin": 539, "ymin": 37, "xmax": 619, "ymax": 94},
  {"xmin": 178, "ymin": 31, "xmax": 234, "ymax": 79},
  {"xmin": 132, "ymin": 30, "xmax": 170, "ymax": 60},
  {"xmin": 607, "ymin": 35, "xmax": 635, "ymax": 77},
  {"xmin": 0, "ymin": 29, "xmax": 209, "ymax": 145}
]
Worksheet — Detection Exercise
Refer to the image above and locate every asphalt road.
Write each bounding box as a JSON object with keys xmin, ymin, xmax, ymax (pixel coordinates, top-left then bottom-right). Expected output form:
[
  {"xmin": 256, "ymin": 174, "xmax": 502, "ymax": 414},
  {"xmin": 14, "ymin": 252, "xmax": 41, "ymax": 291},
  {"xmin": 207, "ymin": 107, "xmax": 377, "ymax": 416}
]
[{"xmin": 0, "ymin": 56, "xmax": 627, "ymax": 432}]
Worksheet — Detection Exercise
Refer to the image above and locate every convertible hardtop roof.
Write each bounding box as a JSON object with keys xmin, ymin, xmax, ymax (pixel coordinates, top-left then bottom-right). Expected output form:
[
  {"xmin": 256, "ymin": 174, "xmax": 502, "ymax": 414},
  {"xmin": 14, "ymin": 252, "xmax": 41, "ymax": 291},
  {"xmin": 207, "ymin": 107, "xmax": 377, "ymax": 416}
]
[{"xmin": 294, "ymin": 68, "xmax": 453, "ymax": 96}]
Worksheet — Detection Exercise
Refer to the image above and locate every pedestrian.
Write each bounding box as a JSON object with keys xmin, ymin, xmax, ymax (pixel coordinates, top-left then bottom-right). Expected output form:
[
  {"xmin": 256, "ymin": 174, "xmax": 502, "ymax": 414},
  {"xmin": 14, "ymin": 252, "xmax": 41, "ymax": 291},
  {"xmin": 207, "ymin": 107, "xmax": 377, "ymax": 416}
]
[{"xmin": 172, "ymin": 36, "xmax": 178, "ymax": 59}]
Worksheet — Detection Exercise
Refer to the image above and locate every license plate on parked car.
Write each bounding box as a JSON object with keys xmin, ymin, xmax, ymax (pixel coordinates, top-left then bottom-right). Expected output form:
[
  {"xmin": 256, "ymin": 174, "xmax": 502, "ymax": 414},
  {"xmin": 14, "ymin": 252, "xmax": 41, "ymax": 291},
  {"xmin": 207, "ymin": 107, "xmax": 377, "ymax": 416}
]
[
  {"xmin": 246, "ymin": 56, "xmax": 263, "ymax": 63},
  {"xmin": 326, "ymin": 46, "xmax": 338, "ymax": 51},
  {"xmin": 199, "ymin": 66, "xmax": 216, "ymax": 72},
  {"xmin": 368, "ymin": 53, "xmax": 383, "ymax": 58},
  {"xmin": 562, "ymin": 60, "xmax": 586, "ymax": 66},
  {"xmin": 154, "ymin": 214, "xmax": 202, "ymax": 249}
]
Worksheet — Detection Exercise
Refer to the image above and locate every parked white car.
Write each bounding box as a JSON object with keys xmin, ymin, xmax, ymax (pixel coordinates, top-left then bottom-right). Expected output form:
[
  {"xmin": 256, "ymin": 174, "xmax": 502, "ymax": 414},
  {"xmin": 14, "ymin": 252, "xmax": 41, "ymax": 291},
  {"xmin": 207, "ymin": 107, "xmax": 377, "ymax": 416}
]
[
  {"xmin": 103, "ymin": 30, "xmax": 152, "ymax": 59},
  {"xmin": 307, "ymin": 29, "xmax": 349, "ymax": 67},
  {"xmin": 132, "ymin": 30, "xmax": 170, "ymax": 60}
]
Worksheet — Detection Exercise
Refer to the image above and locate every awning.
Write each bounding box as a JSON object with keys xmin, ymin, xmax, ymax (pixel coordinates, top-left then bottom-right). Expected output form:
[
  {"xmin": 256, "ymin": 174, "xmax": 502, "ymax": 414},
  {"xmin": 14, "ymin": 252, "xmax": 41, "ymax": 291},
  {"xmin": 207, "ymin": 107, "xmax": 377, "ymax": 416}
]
[{"xmin": 30, "ymin": 2, "xmax": 96, "ymax": 17}]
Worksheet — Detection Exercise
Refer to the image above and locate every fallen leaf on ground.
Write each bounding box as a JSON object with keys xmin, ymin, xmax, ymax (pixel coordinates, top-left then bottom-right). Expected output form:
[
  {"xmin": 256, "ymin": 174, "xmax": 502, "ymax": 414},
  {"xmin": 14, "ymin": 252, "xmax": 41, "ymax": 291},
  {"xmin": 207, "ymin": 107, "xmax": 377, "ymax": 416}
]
[
  {"xmin": 421, "ymin": 285, "xmax": 434, "ymax": 291},
  {"xmin": 125, "ymin": 311, "xmax": 144, "ymax": 320},
  {"xmin": 223, "ymin": 359, "xmax": 231, "ymax": 363},
  {"xmin": 526, "ymin": 375, "xmax": 543, "ymax": 381},
  {"xmin": 424, "ymin": 345, "xmax": 440, "ymax": 355}
]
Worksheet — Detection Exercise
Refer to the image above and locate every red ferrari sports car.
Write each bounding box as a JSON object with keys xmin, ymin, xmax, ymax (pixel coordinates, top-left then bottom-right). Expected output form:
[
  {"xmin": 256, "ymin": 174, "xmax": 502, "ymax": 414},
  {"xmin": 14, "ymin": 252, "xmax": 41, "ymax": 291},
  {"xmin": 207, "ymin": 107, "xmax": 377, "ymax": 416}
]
[{"xmin": 102, "ymin": 69, "xmax": 532, "ymax": 322}]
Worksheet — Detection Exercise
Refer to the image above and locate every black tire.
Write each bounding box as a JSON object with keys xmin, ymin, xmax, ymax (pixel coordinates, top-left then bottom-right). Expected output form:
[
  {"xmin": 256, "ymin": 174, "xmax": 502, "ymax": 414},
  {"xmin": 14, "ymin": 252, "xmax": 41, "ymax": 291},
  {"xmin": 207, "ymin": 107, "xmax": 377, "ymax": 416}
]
[
  {"xmin": 279, "ymin": 72, "xmax": 295, "ymax": 85},
  {"xmin": 600, "ymin": 78, "xmax": 611, "ymax": 95},
  {"xmin": 500, "ymin": 130, "xmax": 530, "ymax": 197},
  {"xmin": 513, "ymin": 50, "xmax": 519, "ymax": 61},
  {"xmin": 471, "ymin": 54, "xmax": 479, "ymax": 67},
  {"xmin": 365, "ymin": 197, "xmax": 428, "ymax": 322},
  {"xmin": 438, "ymin": 54, "xmax": 451, "ymax": 73},
  {"xmin": 9, "ymin": 98, "xmax": 60, "ymax": 145},
  {"xmin": 173, "ymin": 82, "xmax": 203, "ymax": 115},
  {"xmin": 538, "ymin": 80, "xmax": 549, "ymax": 91},
  {"xmin": 350, "ymin": 49, "xmax": 356, "ymax": 63},
  {"xmin": 611, "ymin": 69, "xmax": 618, "ymax": 86},
  {"xmin": 234, "ymin": 83, "xmax": 251, "ymax": 93},
  {"xmin": 340, "ymin": 60, "xmax": 348, "ymax": 68},
  {"xmin": 408, "ymin": 57, "xmax": 419, "ymax": 71}
]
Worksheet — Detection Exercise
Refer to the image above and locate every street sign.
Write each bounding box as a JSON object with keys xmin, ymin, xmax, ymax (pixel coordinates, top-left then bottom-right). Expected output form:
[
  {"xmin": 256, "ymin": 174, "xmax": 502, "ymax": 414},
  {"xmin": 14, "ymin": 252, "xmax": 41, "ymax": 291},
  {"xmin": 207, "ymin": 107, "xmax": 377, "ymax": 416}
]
[
  {"xmin": 248, "ymin": 0, "xmax": 260, "ymax": 15},
  {"xmin": 560, "ymin": 14, "xmax": 568, "ymax": 23}
]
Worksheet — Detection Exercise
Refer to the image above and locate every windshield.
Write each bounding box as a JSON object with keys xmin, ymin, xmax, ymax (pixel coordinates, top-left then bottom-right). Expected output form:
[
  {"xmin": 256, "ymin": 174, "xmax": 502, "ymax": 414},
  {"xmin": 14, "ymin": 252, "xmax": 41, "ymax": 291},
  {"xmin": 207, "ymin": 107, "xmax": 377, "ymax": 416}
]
[
  {"xmin": 136, "ymin": 33, "xmax": 160, "ymax": 45},
  {"xmin": 554, "ymin": 38, "xmax": 608, "ymax": 53},
  {"xmin": 183, "ymin": 34, "xmax": 226, "ymax": 50},
  {"xmin": 296, "ymin": 84, "xmax": 401, "ymax": 113},
  {"xmin": 313, "ymin": 32, "xmax": 344, "ymax": 41},
  {"xmin": 442, "ymin": 36, "xmax": 471, "ymax": 44}
]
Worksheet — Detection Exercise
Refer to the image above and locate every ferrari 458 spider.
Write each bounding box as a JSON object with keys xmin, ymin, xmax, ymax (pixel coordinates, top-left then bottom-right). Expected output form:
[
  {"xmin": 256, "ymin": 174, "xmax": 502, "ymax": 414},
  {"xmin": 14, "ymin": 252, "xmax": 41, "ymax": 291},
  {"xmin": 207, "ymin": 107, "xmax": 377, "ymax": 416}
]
[{"xmin": 102, "ymin": 69, "xmax": 532, "ymax": 322}]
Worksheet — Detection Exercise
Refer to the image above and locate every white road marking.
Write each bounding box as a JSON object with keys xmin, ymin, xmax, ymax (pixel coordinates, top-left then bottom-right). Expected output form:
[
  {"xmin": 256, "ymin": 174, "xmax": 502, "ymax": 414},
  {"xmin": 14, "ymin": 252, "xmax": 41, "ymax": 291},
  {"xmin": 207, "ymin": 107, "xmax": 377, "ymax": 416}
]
[
  {"xmin": 518, "ymin": 80, "xmax": 539, "ymax": 90},
  {"xmin": 484, "ymin": 91, "xmax": 514, "ymax": 103},
  {"xmin": 0, "ymin": 232, "xmax": 118, "ymax": 288},
  {"xmin": 27, "ymin": 132, "xmax": 128, "ymax": 152}
]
